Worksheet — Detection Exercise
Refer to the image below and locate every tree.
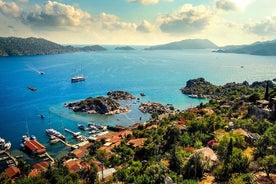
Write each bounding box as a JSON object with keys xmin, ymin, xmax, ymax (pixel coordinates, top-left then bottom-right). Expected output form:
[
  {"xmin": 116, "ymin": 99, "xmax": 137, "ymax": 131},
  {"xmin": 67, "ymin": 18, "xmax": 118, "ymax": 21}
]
[
  {"xmin": 254, "ymin": 124, "xmax": 276, "ymax": 158},
  {"xmin": 259, "ymin": 154, "xmax": 276, "ymax": 177}
]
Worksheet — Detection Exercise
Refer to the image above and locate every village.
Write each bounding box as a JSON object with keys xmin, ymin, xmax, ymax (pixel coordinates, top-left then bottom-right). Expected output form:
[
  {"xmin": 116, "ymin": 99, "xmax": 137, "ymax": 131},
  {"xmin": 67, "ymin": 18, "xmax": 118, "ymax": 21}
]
[{"xmin": 0, "ymin": 80, "xmax": 276, "ymax": 183}]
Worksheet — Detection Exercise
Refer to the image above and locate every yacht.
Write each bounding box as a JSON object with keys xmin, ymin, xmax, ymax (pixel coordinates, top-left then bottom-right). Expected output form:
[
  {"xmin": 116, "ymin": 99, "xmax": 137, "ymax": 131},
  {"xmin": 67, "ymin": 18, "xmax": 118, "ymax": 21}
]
[
  {"xmin": 71, "ymin": 76, "xmax": 85, "ymax": 83},
  {"xmin": 46, "ymin": 129, "xmax": 66, "ymax": 140}
]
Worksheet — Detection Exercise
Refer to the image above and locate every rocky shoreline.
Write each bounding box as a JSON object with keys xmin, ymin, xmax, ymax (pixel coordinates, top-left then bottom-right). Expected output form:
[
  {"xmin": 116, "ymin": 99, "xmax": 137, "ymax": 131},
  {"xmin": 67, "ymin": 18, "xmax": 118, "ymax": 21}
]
[
  {"xmin": 139, "ymin": 102, "xmax": 175, "ymax": 115},
  {"xmin": 65, "ymin": 91, "xmax": 135, "ymax": 115}
]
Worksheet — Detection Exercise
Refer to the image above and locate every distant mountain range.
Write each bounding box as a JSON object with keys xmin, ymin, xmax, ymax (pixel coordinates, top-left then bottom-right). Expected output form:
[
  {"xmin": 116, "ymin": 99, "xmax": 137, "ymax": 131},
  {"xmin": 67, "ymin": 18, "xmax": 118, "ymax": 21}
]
[
  {"xmin": 0, "ymin": 37, "xmax": 106, "ymax": 56},
  {"xmin": 145, "ymin": 39, "xmax": 218, "ymax": 50},
  {"xmin": 214, "ymin": 40, "xmax": 276, "ymax": 56},
  {"xmin": 1, "ymin": 37, "xmax": 275, "ymax": 56}
]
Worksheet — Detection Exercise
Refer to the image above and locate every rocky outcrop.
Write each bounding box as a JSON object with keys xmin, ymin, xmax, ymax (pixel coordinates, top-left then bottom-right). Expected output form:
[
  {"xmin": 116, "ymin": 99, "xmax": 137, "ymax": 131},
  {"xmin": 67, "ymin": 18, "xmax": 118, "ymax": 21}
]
[
  {"xmin": 107, "ymin": 91, "xmax": 135, "ymax": 100},
  {"xmin": 181, "ymin": 78, "xmax": 217, "ymax": 98},
  {"xmin": 65, "ymin": 96, "xmax": 129, "ymax": 115},
  {"xmin": 139, "ymin": 102, "xmax": 174, "ymax": 114}
]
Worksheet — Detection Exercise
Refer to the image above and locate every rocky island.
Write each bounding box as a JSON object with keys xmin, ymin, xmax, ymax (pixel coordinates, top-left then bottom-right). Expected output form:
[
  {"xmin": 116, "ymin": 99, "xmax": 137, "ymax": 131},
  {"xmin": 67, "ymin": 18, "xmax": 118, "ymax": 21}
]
[
  {"xmin": 139, "ymin": 102, "xmax": 175, "ymax": 114},
  {"xmin": 65, "ymin": 91, "xmax": 135, "ymax": 115}
]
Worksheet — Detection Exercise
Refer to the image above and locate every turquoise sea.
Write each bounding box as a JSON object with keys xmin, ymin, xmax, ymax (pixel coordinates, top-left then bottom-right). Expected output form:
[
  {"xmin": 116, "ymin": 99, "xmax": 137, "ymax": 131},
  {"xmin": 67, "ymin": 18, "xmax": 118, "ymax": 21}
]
[{"xmin": 0, "ymin": 48, "xmax": 276, "ymax": 160}]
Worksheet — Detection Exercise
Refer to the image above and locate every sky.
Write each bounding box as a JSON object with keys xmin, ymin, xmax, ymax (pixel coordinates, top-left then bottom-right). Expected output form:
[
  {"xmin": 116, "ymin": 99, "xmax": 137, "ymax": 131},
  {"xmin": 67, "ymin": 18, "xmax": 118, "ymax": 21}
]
[{"xmin": 0, "ymin": 0, "xmax": 275, "ymax": 46}]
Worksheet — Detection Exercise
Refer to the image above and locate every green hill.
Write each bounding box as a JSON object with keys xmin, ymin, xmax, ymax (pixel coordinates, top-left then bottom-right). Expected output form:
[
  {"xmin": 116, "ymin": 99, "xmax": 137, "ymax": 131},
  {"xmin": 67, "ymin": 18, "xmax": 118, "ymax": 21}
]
[{"xmin": 0, "ymin": 37, "xmax": 106, "ymax": 56}]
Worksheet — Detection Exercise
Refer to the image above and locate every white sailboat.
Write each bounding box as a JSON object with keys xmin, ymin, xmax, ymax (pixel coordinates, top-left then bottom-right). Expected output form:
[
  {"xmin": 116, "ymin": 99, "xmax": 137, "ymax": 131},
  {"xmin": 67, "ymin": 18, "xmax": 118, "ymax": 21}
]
[{"xmin": 71, "ymin": 65, "xmax": 85, "ymax": 82}]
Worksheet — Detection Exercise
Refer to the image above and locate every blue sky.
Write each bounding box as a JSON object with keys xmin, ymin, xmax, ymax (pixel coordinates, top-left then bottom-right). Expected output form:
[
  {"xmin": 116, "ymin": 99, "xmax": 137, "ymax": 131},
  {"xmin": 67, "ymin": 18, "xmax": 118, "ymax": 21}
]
[{"xmin": 0, "ymin": 0, "xmax": 275, "ymax": 45}]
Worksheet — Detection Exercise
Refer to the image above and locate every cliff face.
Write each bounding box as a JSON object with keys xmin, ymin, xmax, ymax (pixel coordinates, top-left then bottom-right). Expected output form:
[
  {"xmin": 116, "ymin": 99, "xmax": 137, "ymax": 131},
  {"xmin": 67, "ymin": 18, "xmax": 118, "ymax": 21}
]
[{"xmin": 0, "ymin": 37, "xmax": 106, "ymax": 56}]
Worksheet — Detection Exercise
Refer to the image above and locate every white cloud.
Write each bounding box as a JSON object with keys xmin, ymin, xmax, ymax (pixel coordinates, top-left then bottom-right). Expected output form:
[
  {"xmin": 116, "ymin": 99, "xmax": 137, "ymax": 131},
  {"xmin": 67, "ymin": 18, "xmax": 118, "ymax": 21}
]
[
  {"xmin": 137, "ymin": 20, "xmax": 155, "ymax": 32},
  {"xmin": 127, "ymin": 0, "xmax": 173, "ymax": 5},
  {"xmin": 244, "ymin": 15, "xmax": 276, "ymax": 36},
  {"xmin": 0, "ymin": 0, "xmax": 21, "ymax": 17},
  {"xmin": 216, "ymin": 0, "xmax": 254, "ymax": 11},
  {"xmin": 159, "ymin": 4, "xmax": 215, "ymax": 35},
  {"xmin": 24, "ymin": 1, "xmax": 91, "ymax": 28},
  {"xmin": 216, "ymin": 0, "xmax": 238, "ymax": 11}
]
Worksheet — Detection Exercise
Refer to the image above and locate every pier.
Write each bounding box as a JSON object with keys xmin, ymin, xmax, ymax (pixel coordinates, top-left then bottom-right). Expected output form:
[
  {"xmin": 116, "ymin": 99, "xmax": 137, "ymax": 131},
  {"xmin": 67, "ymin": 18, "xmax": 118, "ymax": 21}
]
[
  {"xmin": 65, "ymin": 128, "xmax": 81, "ymax": 137},
  {"xmin": 3, "ymin": 150, "xmax": 18, "ymax": 166},
  {"xmin": 45, "ymin": 152, "xmax": 55, "ymax": 165},
  {"xmin": 56, "ymin": 138, "xmax": 72, "ymax": 147}
]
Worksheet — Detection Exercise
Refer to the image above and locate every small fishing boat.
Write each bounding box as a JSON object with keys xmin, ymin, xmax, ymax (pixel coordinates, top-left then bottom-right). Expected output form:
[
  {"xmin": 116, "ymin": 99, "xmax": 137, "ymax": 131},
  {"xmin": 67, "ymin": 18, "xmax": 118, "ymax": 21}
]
[{"xmin": 27, "ymin": 86, "xmax": 37, "ymax": 91}]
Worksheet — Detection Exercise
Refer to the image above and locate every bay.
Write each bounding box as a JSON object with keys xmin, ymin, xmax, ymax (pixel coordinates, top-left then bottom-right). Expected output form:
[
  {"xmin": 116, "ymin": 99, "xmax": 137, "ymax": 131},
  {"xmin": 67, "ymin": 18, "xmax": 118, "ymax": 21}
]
[{"xmin": 0, "ymin": 48, "xmax": 275, "ymax": 158}]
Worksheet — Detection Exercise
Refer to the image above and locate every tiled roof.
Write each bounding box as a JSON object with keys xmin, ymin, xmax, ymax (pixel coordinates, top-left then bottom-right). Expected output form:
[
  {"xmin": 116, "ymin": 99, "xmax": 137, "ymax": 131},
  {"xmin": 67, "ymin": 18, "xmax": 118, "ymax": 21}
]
[
  {"xmin": 72, "ymin": 149, "xmax": 88, "ymax": 158},
  {"xmin": 5, "ymin": 166, "xmax": 20, "ymax": 178},
  {"xmin": 33, "ymin": 161, "xmax": 49, "ymax": 170},
  {"xmin": 24, "ymin": 139, "xmax": 46, "ymax": 154},
  {"xmin": 64, "ymin": 159, "xmax": 83, "ymax": 173}
]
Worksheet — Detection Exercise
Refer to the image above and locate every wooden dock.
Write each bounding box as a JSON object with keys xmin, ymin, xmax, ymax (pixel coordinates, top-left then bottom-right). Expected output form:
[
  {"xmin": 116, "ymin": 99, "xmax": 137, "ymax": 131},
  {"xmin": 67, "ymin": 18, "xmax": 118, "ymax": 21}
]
[
  {"xmin": 65, "ymin": 128, "xmax": 80, "ymax": 137},
  {"xmin": 57, "ymin": 138, "xmax": 72, "ymax": 147},
  {"xmin": 3, "ymin": 151, "xmax": 18, "ymax": 166},
  {"xmin": 45, "ymin": 152, "xmax": 55, "ymax": 165}
]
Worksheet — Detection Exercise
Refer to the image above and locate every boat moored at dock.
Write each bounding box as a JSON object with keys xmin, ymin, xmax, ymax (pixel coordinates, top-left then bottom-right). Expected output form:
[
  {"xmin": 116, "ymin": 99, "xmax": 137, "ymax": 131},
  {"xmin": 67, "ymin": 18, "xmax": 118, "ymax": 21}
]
[
  {"xmin": 0, "ymin": 137, "xmax": 11, "ymax": 150},
  {"xmin": 46, "ymin": 129, "xmax": 66, "ymax": 140}
]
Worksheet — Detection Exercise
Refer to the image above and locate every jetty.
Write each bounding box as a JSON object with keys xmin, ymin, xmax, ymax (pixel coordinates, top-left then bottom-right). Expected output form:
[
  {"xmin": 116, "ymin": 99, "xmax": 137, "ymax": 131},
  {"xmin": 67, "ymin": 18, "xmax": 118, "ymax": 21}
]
[
  {"xmin": 45, "ymin": 152, "xmax": 55, "ymax": 164},
  {"xmin": 3, "ymin": 150, "xmax": 18, "ymax": 166},
  {"xmin": 65, "ymin": 128, "xmax": 81, "ymax": 137},
  {"xmin": 56, "ymin": 137, "xmax": 72, "ymax": 147}
]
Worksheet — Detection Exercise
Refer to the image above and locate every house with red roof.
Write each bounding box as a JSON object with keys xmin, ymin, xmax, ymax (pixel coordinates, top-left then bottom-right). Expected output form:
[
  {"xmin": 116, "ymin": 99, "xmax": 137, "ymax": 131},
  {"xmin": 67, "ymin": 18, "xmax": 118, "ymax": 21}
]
[{"xmin": 5, "ymin": 166, "xmax": 20, "ymax": 178}]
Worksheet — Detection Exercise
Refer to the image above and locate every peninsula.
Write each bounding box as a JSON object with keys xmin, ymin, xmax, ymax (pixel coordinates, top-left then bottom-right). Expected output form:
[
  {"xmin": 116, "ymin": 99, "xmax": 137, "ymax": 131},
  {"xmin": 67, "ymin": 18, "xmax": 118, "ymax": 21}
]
[
  {"xmin": 0, "ymin": 37, "xmax": 106, "ymax": 56},
  {"xmin": 214, "ymin": 39, "xmax": 276, "ymax": 56}
]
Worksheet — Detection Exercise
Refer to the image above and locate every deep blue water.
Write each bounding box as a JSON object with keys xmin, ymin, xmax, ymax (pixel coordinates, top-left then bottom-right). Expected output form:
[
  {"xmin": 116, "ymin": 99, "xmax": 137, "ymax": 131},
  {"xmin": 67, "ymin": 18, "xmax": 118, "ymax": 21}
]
[{"xmin": 0, "ymin": 48, "xmax": 276, "ymax": 158}]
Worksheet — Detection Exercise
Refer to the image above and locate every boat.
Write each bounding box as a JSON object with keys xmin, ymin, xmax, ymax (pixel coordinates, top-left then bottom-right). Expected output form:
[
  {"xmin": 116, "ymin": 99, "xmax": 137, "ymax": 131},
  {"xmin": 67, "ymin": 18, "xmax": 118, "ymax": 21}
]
[
  {"xmin": 140, "ymin": 93, "xmax": 146, "ymax": 96},
  {"xmin": 46, "ymin": 129, "xmax": 66, "ymax": 140},
  {"xmin": 71, "ymin": 65, "xmax": 85, "ymax": 83},
  {"xmin": 188, "ymin": 94, "xmax": 206, "ymax": 99},
  {"xmin": 40, "ymin": 114, "xmax": 45, "ymax": 119},
  {"xmin": 88, "ymin": 122, "xmax": 107, "ymax": 130},
  {"xmin": 27, "ymin": 86, "xmax": 37, "ymax": 91},
  {"xmin": 71, "ymin": 76, "xmax": 85, "ymax": 83},
  {"xmin": 78, "ymin": 123, "xmax": 88, "ymax": 131},
  {"xmin": 50, "ymin": 138, "xmax": 59, "ymax": 144},
  {"xmin": 0, "ymin": 137, "xmax": 11, "ymax": 150},
  {"xmin": 39, "ymin": 71, "xmax": 45, "ymax": 75}
]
